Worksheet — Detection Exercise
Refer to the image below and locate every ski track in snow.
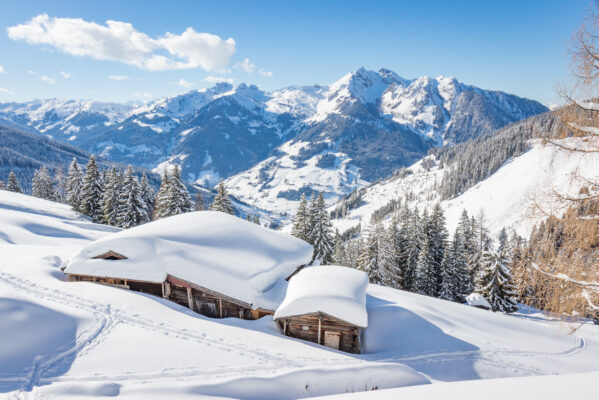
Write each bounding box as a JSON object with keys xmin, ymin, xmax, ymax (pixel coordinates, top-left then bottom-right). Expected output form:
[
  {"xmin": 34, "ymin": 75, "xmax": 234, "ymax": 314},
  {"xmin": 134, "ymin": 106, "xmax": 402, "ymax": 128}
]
[{"xmin": 0, "ymin": 269, "xmax": 591, "ymax": 393}]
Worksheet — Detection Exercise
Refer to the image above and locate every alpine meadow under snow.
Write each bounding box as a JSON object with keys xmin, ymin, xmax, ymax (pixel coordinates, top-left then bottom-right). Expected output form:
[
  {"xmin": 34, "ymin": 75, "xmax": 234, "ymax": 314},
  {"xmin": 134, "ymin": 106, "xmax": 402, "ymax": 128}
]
[{"xmin": 1, "ymin": 189, "xmax": 598, "ymax": 398}]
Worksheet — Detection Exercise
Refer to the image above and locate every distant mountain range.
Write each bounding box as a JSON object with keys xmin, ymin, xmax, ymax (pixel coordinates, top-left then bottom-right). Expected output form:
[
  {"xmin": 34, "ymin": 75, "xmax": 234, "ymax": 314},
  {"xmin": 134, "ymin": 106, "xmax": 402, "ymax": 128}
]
[{"xmin": 0, "ymin": 67, "xmax": 547, "ymax": 214}]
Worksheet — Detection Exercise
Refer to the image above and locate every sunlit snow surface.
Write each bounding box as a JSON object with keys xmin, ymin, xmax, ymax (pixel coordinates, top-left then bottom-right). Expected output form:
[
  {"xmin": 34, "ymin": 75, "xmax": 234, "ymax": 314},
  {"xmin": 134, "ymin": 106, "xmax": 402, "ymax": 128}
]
[{"xmin": 1, "ymin": 190, "xmax": 598, "ymax": 399}]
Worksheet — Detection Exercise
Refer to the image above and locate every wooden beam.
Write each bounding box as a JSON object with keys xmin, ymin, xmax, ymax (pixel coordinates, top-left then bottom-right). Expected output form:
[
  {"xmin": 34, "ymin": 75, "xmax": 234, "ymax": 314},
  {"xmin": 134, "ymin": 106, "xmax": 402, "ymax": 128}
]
[
  {"xmin": 187, "ymin": 287, "xmax": 194, "ymax": 311},
  {"xmin": 283, "ymin": 319, "xmax": 287, "ymax": 335},
  {"xmin": 219, "ymin": 296, "xmax": 223, "ymax": 318},
  {"xmin": 317, "ymin": 314, "xmax": 322, "ymax": 345}
]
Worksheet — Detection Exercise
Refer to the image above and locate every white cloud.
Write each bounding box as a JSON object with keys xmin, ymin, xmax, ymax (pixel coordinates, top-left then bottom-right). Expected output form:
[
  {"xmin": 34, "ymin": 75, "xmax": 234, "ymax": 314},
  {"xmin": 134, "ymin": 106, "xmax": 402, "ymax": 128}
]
[
  {"xmin": 60, "ymin": 71, "xmax": 71, "ymax": 79},
  {"xmin": 0, "ymin": 87, "xmax": 14, "ymax": 95},
  {"xmin": 110, "ymin": 74, "xmax": 129, "ymax": 81},
  {"xmin": 7, "ymin": 14, "xmax": 236, "ymax": 72},
  {"xmin": 178, "ymin": 78, "xmax": 194, "ymax": 89},
  {"xmin": 258, "ymin": 68, "xmax": 273, "ymax": 77},
  {"xmin": 134, "ymin": 92, "xmax": 152, "ymax": 100},
  {"xmin": 234, "ymin": 58, "xmax": 255, "ymax": 73},
  {"xmin": 41, "ymin": 75, "xmax": 55, "ymax": 84},
  {"xmin": 203, "ymin": 76, "xmax": 234, "ymax": 84},
  {"xmin": 28, "ymin": 70, "xmax": 37, "ymax": 75},
  {"xmin": 0, "ymin": 65, "xmax": 5, "ymax": 74}
]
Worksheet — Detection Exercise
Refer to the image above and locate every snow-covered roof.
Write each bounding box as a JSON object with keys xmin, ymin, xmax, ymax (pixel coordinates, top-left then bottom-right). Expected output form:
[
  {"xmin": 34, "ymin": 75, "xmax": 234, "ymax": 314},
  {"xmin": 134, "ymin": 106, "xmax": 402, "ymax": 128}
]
[
  {"xmin": 466, "ymin": 293, "xmax": 492, "ymax": 309},
  {"xmin": 274, "ymin": 266, "xmax": 369, "ymax": 328},
  {"xmin": 64, "ymin": 211, "xmax": 314, "ymax": 310}
]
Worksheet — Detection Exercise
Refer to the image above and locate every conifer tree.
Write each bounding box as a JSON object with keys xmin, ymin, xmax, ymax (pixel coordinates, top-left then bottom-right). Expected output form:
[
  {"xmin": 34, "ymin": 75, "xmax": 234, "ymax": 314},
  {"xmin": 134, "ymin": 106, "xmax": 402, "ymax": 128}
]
[
  {"xmin": 252, "ymin": 215, "xmax": 260, "ymax": 224},
  {"xmin": 404, "ymin": 207, "xmax": 423, "ymax": 291},
  {"xmin": 53, "ymin": 165, "xmax": 67, "ymax": 202},
  {"xmin": 413, "ymin": 236, "xmax": 437, "ymax": 296},
  {"xmin": 380, "ymin": 217, "xmax": 404, "ymax": 289},
  {"xmin": 166, "ymin": 165, "xmax": 193, "ymax": 216},
  {"xmin": 332, "ymin": 236, "xmax": 346, "ymax": 265},
  {"xmin": 140, "ymin": 172, "xmax": 155, "ymax": 218},
  {"xmin": 439, "ymin": 244, "xmax": 456, "ymax": 301},
  {"xmin": 291, "ymin": 193, "xmax": 310, "ymax": 242},
  {"xmin": 153, "ymin": 169, "xmax": 170, "ymax": 219},
  {"xmin": 194, "ymin": 190, "xmax": 205, "ymax": 211},
  {"xmin": 67, "ymin": 158, "xmax": 83, "ymax": 211},
  {"xmin": 358, "ymin": 226, "xmax": 381, "ymax": 283},
  {"xmin": 32, "ymin": 166, "xmax": 56, "ymax": 200},
  {"xmin": 428, "ymin": 203, "xmax": 449, "ymax": 293},
  {"xmin": 116, "ymin": 166, "xmax": 149, "ymax": 228},
  {"xmin": 452, "ymin": 229, "xmax": 472, "ymax": 300},
  {"xmin": 6, "ymin": 171, "xmax": 21, "ymax": 193},
  {"xmin": 209, "ymin": 179, "xmax": 234, "ymax": 214},
  {"xmin": 308, "ymin": 192, "xmax": 334, "ymax": 264},
  {"xmin": 79, "ymin": 155, "xmax": 104, "ymax": 222},
  {"xmin": 102, "ymin": 167, "xmax": 122, "ymax": 226},
  {"xmin": 477, "ymin": 248, "xmax": 518, "ymax": 312}
]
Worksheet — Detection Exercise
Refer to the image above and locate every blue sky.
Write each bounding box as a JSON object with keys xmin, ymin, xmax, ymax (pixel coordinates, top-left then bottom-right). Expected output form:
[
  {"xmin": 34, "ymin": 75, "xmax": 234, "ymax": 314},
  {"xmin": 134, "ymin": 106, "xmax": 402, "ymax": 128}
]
[{"xmin": 0, "ymin": 0, "xmax": 591, "ymax": 105}]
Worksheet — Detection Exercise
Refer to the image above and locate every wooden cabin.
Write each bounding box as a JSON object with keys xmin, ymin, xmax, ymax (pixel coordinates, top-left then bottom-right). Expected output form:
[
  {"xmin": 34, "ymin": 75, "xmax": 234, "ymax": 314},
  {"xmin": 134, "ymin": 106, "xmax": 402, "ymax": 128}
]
[
  {"xmin": 63, "ymin": 211, "xmax": 314, "ymax": 321},
  {"xmin": 274, "ymin": 266, "xmax": 369, "ymax": 354}
]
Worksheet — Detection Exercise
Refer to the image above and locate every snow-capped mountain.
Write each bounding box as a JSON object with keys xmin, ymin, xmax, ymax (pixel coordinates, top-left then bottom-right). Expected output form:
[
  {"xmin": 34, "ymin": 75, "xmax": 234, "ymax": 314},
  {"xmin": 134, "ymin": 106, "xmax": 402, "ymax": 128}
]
[
  {"xmin": 224, "ymin": 68, "xmax": 547, "ymax": 219},
  {"xmin": 0, "ymin": 68, "xmax": 547, "ymax": 190}
]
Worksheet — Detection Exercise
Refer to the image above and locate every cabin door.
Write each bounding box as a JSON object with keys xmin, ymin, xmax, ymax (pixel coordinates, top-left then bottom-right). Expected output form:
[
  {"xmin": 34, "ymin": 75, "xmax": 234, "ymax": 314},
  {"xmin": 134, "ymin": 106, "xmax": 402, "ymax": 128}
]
[{"xmin": 324, "ymin": 331, "xmax": 340, "ymax": 350}]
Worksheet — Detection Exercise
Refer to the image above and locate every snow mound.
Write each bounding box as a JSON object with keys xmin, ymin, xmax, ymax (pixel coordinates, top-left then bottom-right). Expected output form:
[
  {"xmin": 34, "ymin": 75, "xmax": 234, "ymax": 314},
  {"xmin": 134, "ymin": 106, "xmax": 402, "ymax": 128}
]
[
  {"xmin": 466, "ymin": 293, "xmax": 491, "ymax": 309},
  {"xmin": 275, "ymin": 266, "xmax": 369, "ymax": 327},
  {"xmin": 65, "ymin": 211, "xmax": 314, "ymax": 310}
]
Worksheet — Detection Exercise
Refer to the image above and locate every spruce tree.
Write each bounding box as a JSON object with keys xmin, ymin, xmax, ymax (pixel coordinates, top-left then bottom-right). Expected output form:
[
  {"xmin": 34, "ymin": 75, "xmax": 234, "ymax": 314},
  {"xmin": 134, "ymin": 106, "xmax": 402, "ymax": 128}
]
[
  {"xmin": 102, "ymin": 167, "xmax": 122, "ymax": 226},
  {"xmin": 66, "ymin": 158, "xmax": 83, "ymax": 211},
  {"xmin": 209, "ymin": 179, "xmax": 234, "ymax": 214},
  {"xmin": 308, "ymin": 192, "xmax": 334, "ymax": 264},
  {"xmin": 53, "ymin": 165, "xmax": 67, "ymax": 203},
  {"xmin": 166, "ymin": 165, "xmax": 193, "ymax": 216},
  {"xmin": 140, "ymin": 172, "xmax": 155, "ymax": 218},
  {"xmin": 439, "ymin": 244, "xmax": 456, "ymax": 301},
  {"xmin": 79, "ymin": 155, "xmax": 104, "ymax": 222},
  {"xmin": 116, "ymin": 166, "xmax": 149, "ymax": 228},
  {"xmin": 477, "ymin": 248, "xmax": 518, "ymax": 313},
  {"xmin": 452, "ymin": 229, "xmax": 472, "ymax": 300},
  {"xmin": 429, "ymin": 203, "xmax": 448, "ymax": 293},
  {"xmin": 194, "ymin": 190, "xmax": 205, "ymax": 211},
  {"xmin": 291, "ymin": 193, "xmax": 310, "ymax": 242},
  {"xmin": 414, "ymin": 236, "xmax": 437, "ymax": 296},
  {"xmin": 404, "ymin": 207, "xmax": 423, "ymax": 291},
  {"xmin": 380, "ymin": 217, "xmax": 404, "ymax": 289},
  {"xmin": 32, "ymin": 166, "xmax": 56, "ymax": 200},
  {"xmin": 153, "ymin": 169, "xmax": 170, "ymax": 219},
  {"xmin": 6, "ymin": 171, "xmax": 21, "ymax": 193},
  {"xmin": 358, "ymin": 226, "xmax": 381, "ymax": 283},
  {"xmin": 332, "ymin": 236, "xmax": 346, "ymax": 265}
]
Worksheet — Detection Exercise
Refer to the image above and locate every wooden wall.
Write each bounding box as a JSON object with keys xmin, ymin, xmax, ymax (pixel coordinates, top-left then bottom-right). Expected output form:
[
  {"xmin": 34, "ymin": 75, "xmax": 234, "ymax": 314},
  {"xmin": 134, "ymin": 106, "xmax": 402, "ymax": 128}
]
[{"xmin": 277, "ymin": 313, "xmax": 361, "ymax": 354}]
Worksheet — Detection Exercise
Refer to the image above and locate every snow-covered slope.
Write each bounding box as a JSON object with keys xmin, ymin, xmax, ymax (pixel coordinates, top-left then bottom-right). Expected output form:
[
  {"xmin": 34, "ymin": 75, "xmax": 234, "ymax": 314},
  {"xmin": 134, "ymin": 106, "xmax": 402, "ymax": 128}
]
[
  {"xmin": 1, "ymin": 190, "xmax": 599, "ymax": 398},
  {"xmin": 329, "ymin": 136, "xmax": 599, "ymax": 239}
]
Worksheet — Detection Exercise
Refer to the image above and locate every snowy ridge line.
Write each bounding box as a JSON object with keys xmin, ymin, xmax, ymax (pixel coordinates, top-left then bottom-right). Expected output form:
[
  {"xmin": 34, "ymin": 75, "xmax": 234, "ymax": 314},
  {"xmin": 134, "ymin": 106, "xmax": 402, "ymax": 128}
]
[{"xmin": 530, "ymin": 263, "xmax": 599, "ymax": 293}]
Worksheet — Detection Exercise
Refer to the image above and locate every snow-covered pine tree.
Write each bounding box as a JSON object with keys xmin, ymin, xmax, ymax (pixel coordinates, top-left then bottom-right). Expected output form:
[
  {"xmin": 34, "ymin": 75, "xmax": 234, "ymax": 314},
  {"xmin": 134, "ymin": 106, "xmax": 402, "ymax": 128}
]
[
  {"xmin": 413, "ymin": 235, "xmax": 437, "ymax": 297},
  {"xmin": 452, "ymin": 228, "xmax": 472, "ymax": 300},
  {"xmin": 53, "ymin": 165, "xmax": 67, "ymax": 203},
  {"xmin": 308, "ymin": 192, "xmax": 334, "ymax": 264},
  {"xmin": 102, "ymin": 167, "xmax": 122, "ymax": 226},
  {"xmin": 380, "ymin": 216, "xmax": 404, "ymax": 289},
  {"xmin": 291, "ymin": 193, "xmax": 310, "ymax": 242},
  {"xmin": 66, "ymin": 158, "xmax": 83, "ymax": 211},
  {"xmin": 477, "ymin": 248, "xmax": 518, "ymax": 312},
  {"xmin": 6, "ymin": 171, "xmax": 21, "ymax": 193},
  {"xmin": 165, "ymin": 165, "xmax": 193, "ymax": 216},
  {"xmin": 79, "ymin": 155, "xmax": 104, "ymax": 222},
  {"xmin": 32, "ymin": 166, "xmax": 56, "ymax": 200},
  {"xmin": 358, "ymin": 225, "xmax": 381, "ymax": 283},
  {"xmin": 429, "ymin": 203, "xmax": 449, "ymax": 293},
  {"xmin": 153, "ymin": 169, "xmax": 170, "ymax": 220},
  {"xmin": 209, "ymin": 179, "xmax": 234, "ymax": 215},
  {"xmin": 438, "ymin": 244, "xmax": 456, "ymax": 301},
  {"xmin": 194, "ymin": 190, "xmax": 205, "ymax": 211},
  {"xmin": 140, "ymin": 172, "xmax": 155, "ymax": 218},
  {"xmin": 497, "ymin": 227, "xmax": 509, "ymax": 255},
  {"xmin": 116, "ymin": 166, "xmax": 149, "ymax": 228},
  {"xmin": 332, "ymin": 236, "xmax": 347, "ymax": 265},
  {"xmin": 403, "ymin": 207, "xmax": 423, "ymax": 291},
  {"xmin": 252, "ymin": 215, "xmax": 260, "ymax": 224}
]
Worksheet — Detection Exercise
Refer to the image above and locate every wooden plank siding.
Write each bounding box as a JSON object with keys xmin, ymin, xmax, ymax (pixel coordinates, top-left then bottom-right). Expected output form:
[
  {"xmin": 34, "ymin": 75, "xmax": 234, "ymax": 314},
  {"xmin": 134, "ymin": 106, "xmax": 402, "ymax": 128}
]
[
  {"xmin": 66, "ymin": 273, "xmax": 276, "ymax": 321},
  {"xmin": 276, "ymin": 312, "xmax": 362, "ymax": 354}
]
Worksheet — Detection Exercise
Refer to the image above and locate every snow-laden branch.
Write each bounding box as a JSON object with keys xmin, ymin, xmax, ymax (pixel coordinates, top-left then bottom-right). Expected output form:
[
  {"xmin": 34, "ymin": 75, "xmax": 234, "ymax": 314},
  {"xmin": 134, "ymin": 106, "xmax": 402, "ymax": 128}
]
[
  {"xmin": 529, "ymin": 263, "xmax": 599, "ymax": 293},
  {"xmin": 582, "ymin": 290, "xmax": 599, "ymax": 310}
]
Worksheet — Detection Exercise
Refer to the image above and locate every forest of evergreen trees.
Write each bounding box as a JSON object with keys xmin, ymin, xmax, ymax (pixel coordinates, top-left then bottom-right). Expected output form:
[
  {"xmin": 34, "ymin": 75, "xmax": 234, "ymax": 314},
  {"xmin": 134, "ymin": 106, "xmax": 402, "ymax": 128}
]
[{"xmin": 2, "ymin": 155, "xmax": 242, "ymax": 229}]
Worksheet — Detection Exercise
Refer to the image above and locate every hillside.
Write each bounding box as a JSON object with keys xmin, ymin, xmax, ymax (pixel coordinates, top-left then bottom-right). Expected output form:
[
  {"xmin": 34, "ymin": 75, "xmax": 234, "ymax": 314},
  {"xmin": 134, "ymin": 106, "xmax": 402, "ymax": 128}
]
[
  {"xmin": 1, "ymin": 190, "xmax": 598, "ymax": 398},
  {"xmin": 328, "ymin": 114, "xmax": 599, "ymax": 239}
]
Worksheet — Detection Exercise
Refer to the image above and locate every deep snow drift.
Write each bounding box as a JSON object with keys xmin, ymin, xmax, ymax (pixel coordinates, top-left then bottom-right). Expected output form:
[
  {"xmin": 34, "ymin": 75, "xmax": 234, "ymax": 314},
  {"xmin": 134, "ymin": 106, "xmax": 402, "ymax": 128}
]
[
  {"xmin": 1, "ymin": 190, "xmax": 599, "ymax": 399},
  {"xmin": 65, "ymin": 211, "xmax": 314, "ymax": 310}
]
